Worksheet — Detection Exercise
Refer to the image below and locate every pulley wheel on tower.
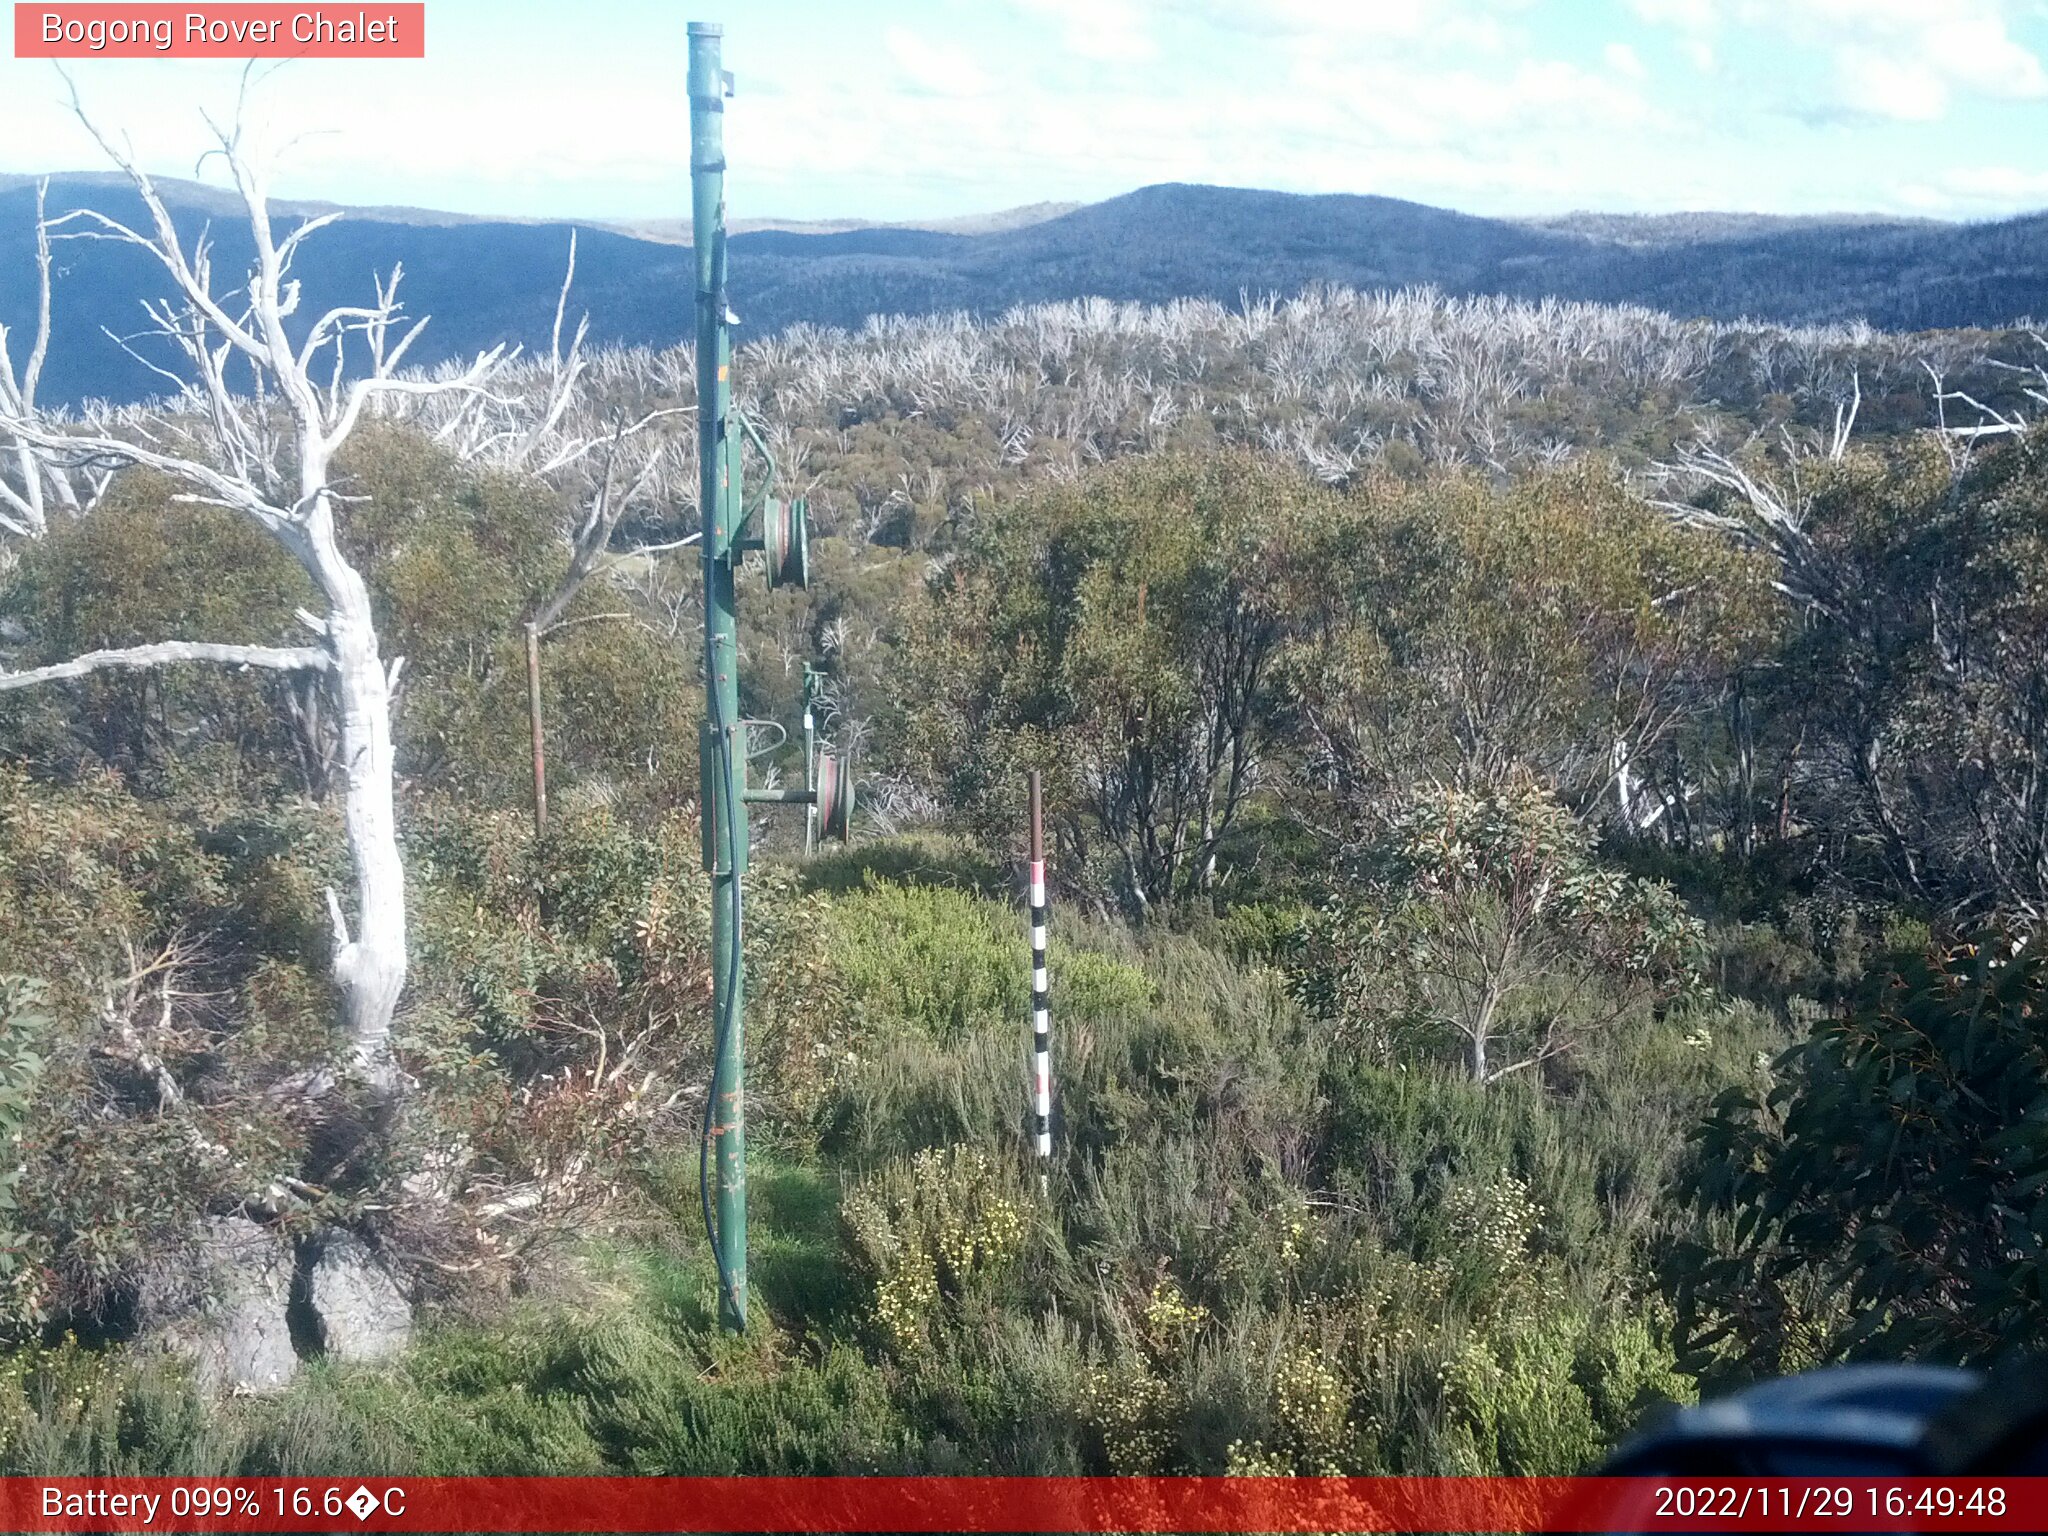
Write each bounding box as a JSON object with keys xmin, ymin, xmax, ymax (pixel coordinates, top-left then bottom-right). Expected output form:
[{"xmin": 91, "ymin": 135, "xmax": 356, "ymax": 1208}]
[
  {"xmin": 765, "ymin": 497, "xmax": 810, "ymax": 590},
  {"xmin": 815, "ymin": 750, "xmax": 854, "ymax": 842}
]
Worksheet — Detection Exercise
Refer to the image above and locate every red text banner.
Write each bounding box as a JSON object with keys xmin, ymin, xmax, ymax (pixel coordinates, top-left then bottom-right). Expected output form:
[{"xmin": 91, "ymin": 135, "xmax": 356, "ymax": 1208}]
[
  {"xmin": 2, "ymin": 1476, "xmax": 2046, "ymax": 1532},
  {"xmin": 13, "ymin": 5, "xmax": 425, "ymax": 58}
]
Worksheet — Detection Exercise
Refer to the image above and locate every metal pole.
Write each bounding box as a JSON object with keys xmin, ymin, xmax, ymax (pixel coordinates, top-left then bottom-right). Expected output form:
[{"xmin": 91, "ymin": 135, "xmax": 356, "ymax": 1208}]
[
  {"xmin": 690, "ymin": 19, "xmax": 746, "ymax": 1333},
  {"xmin": 803, "ymin": 665, "xmax": 820, "ymax": 856},
  {"xmin": 1028, "ymin": 772, "xmax": 1052, "ymax": 1171}
]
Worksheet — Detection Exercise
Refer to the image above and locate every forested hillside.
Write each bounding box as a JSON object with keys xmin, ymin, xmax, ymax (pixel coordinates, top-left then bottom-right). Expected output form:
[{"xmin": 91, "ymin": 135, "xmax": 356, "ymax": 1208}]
[
  {"xmin": 6, "ymin": 174, "xmax": 2048, "ymax": 405},
  {"xmin": 5, "ymin": 158, "xmax": 2048, "ymax": 1480}
]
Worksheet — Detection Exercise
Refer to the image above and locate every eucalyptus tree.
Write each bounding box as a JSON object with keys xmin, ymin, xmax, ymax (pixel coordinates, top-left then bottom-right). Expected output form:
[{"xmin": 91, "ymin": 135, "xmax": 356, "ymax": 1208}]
[
  {"xmin": 1657, "ymin": 356, "xmax": 2048, "ymax": 917},
  {"xmin": 898, "ymin": 450, "xmax": 1328, "ymax": 916},
  {"xmin": 1293, "ymin": 776, "xmax": 1703, "ymax": 1084},
  {"xmin": 1679, "ymin": 932, "xmax": 2048, "ymax": 1370},
  {"xmin": 1283, "ymin": 463, "xmax": 1775, "ymax": 835}
]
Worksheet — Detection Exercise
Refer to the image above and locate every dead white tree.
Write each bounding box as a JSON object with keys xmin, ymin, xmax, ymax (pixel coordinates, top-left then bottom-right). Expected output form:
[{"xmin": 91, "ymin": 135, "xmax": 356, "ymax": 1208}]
[
  {"xmin": 0, "ymin": 181, "xmax": 58, "ymax": 543},
  {"xmin": 0, "ymin": 101, "xmax": 511, "ymax": 1086},
  {"xmin": 494, "ymin": 238, "xmax": 699, "ymax": 630},
  {"xmin": 516, "ymin": 420, "xmax": 689, "ymax": 833},
  {"xmin": 385, "ymin": 240, "xmax": 696, "ymax": 832},
  {"xmin": 0, "ymin": 180, "xmax": 110, "ymax": 541},
  {"xmin": 1652, "ymin": 422, "xmax": 1849, "ymax": 624},
  {"xmin": 1654, "ymin": 353, "xmax": 2039, "ymax": 625},
  {"xmin": 1923, "ymin": 340, "xmax": 2048, "ymax": 476}
]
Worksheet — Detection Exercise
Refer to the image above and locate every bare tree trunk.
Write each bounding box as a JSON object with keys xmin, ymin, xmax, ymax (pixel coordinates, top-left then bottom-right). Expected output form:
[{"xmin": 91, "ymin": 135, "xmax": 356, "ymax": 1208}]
[
  {"xmin": 525, "ymin": 622, "xmax": 548, "ymax": 836},
  {"xmin": 1612, "ymin": 736, "xmax": 1637, "ymax": 830},
  {"xmin": 284, "ymin": 672, "xmax": 334, "ymax": 799},
  {"xmin": 1732, "ymin": 678, "xmax": 1756, "ymax": 857},
  {"xmin": 313, "ymin": 534, "xmax": 407, "ymax": 1077}
]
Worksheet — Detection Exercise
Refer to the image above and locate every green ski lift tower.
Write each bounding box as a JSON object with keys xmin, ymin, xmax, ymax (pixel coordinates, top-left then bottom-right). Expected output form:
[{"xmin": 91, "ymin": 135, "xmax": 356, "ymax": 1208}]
[{"xmin": 690, "ymin": 20, "xmax": 852, "ymax": 1333}]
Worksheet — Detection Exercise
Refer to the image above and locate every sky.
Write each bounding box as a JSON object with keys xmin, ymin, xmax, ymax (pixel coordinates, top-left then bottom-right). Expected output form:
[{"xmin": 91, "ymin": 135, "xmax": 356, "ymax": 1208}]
[{"xmin": 3, "ymin": 0, "xmax": 2048, "ymax": 225}]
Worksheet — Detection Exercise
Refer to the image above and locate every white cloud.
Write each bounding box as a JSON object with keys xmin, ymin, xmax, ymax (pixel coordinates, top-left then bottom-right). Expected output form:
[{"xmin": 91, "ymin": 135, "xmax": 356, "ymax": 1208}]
[
  {"xmin": 8, "ymin": 0, "xmax": 2045, "ymax": 232},
  {"xmin": 1629, "ymin": 0, "xmax": 1719, "ymax": 70},
  {"xmin": 1605, "ymin": 42, "xmax": 1648, "ymax": 80},
  {"xmin": 1183, "ymin": 0, "xmax": 1509, "ymax": 53},
  {"xmin": 1629, "ymin": 0, "xmax": 1717, "ymax": 28},
  {"xmin": 1631, "ymin": 0, "xmax": 2046, "ymax": 118},
  {"xmin": 1899, "ymin": 164, "xmax": 2048, "ymax": 211},
  {"xmin": 1006, "ymin": 0, "xmax": 1156, "ymax": 63},
  {"xmin": 1285, "ymin": 49, "xmax": 1654, "ymax": 154},
  {"xmin": 885, "ymin": 27, "xmax": 991, "ymax": 97},
  {"xmin": 1184, "ymin": 0, "xmax": 1430, "ymax": 36},
  {"xmin": 1747, "ymin": 0, "xmax": 2047, "ymax": 120},
  {"xmin": 1900, "ymin": 2, "xmax": 2047, "ymax": 97},
  {"xmin": 1946, "ymin": 165, "xmax": 2048, "ymax": 198},
  {"xmin": 1832, "ymin": 47, "xmax": 1949, "ymax": 121}
]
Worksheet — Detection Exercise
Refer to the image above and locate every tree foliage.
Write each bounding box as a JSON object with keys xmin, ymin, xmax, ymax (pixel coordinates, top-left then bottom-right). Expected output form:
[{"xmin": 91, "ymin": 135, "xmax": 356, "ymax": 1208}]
[
  {"xmin": 1282, "ymin": 462, "xmax": 1776, "ymax": 828},
  {"xmin": 897, "ymin": 450, "xmax": 1331, "ymax": 915},
  {"xmin": 1752, "ymin": 433, "xmax": 2048, "ymax": 917},
  {"xmin": 0, "ymin": 976, "xmax": 45, "ymax": 1332},
  {"xmin": 1294, "ymin": 777, "xmax": 1703, "ymax": 1082},
  {"xmin": 1677, "ymin": 934, "xmax": 2048, "ymax": 1373}
]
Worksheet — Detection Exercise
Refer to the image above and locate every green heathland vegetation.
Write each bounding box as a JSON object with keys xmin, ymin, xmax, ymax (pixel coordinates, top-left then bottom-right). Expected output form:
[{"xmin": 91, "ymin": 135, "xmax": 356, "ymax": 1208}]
[{"xmin": 7, "ymin": 292, "xmax": 2048, "ymax": 1477}]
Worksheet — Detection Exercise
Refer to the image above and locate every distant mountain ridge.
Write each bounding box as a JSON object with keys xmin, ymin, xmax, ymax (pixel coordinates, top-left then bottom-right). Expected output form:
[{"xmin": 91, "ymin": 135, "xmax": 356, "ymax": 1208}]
[
  {"xmin": 1511, "ymin": 209, "xmax": 1943, "ymax": 247},
  {"xmin": 2, "ymin": 175, "xmax": 2044, "ymax": 406},
  {"xmin": 601, "ymin": 200, "xmax": 1085, "ymax": 245}
]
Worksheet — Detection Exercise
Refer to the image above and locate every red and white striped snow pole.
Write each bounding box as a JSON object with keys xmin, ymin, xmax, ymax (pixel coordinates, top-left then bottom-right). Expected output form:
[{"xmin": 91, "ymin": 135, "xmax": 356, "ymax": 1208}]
[{"xmin": 1028, "ymin": 770, "xmax": 1052, "ymax": 1163}]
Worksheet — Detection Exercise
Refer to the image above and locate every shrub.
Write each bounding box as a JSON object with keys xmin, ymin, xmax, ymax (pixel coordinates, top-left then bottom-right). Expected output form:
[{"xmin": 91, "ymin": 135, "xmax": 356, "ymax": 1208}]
[
  {"xmin": 841, "ymin": 1145, "xmax": 1028, "ymax": 1352},
  {"xmin": 824, "ymin": 882, "xmax": 1016, "ymax": 1043},
  {"xmin": 394, "ymin": 803, "xmax": 850, "ymax": 1293},
  {"xmin": 0, "ymin": 977, "xmax": 47, "ymax": 1336},
  {"xmin": 1677, "ymin": 932, "xmax": 2048, "ymax": 1373},
  {"xmin": 1293, "ymin": 777, "xmax": 1703, "ymax": 1083},
  {"xmin": 1081, "ymin": 1356, "xmax": 1179, "ymax": 1473},
  {"xmin": 801, "ymin": 834, "xmax": 1008, "ymax": 898},
  {"xmin": 1211, "ymin": 902, "xmax": 1311, "ymax": 969},
  {"xmin": 822, "ymin": 880, "xmax": 1153, "ymax": 1045}
]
